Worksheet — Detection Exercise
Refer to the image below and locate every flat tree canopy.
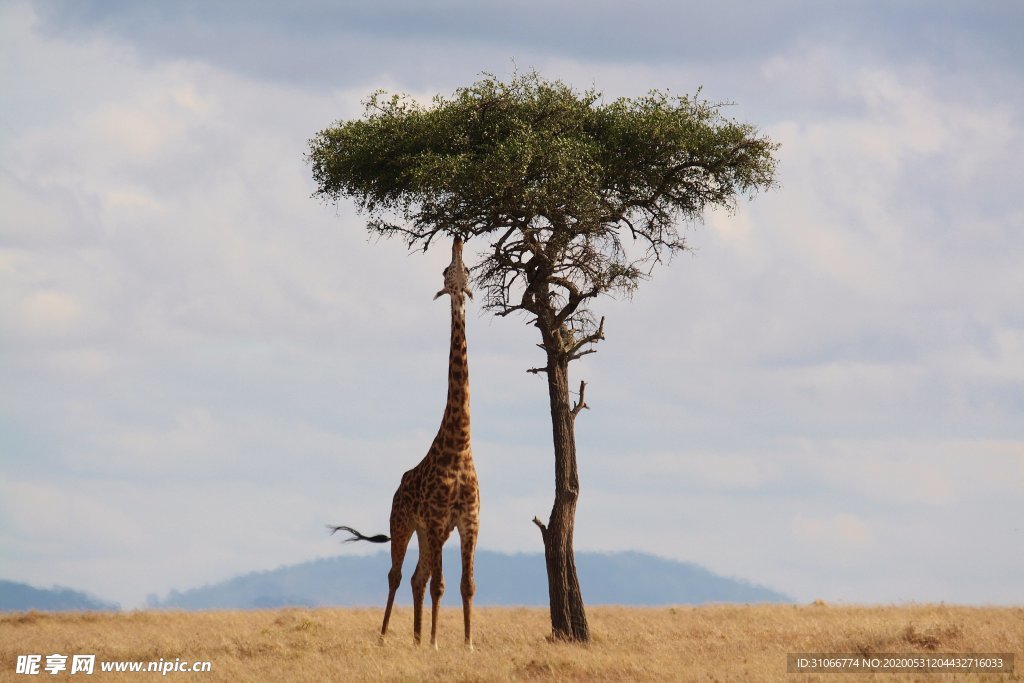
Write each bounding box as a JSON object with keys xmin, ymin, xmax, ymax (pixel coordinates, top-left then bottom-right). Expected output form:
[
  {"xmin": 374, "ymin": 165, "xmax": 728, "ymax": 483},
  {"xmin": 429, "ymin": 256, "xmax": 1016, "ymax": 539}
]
[
  {"xmin": 309, "ymin": 71, "xmax": 778, "ymax": 642},
  {"xmin": 310, "ymin": 73, "xmax": 776, "ymax": 339}
]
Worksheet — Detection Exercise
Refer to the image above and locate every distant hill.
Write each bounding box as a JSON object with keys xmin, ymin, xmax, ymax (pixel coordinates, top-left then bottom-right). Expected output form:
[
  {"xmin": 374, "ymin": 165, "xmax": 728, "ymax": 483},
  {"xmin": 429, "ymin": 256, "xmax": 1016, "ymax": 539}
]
[
  {"xmin": 0, "ymin": 579, "xmax": 119, "ymax": 612},
  {"xmin": 149, "ymin": 550, "xmax": 790, "ymax": 609}
]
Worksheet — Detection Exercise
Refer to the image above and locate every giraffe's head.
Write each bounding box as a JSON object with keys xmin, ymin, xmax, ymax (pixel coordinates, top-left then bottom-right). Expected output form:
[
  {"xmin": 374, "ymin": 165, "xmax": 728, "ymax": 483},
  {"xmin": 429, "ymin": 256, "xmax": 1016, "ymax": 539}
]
[{"xmin": 434, "ymin": 236, "xmax": 473, "ymax": 301}]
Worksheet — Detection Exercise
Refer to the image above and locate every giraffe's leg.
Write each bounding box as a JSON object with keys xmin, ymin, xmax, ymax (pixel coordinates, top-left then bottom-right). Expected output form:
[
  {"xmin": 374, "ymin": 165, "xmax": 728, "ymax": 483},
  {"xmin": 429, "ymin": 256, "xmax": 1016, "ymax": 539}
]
[
  {"xmin": 428, "ymin": 535, "xmax": 446, "ymax": 650},
  {"xmin": 457, "ymin": 522, "xmax": 478, "ymax": 650},
  {"xmin": 380, "ymin": 524, "xmax": 412, "ymax": 644},
  {"xmin": 410, "ymin": 529, "xmax": 430, "ymax": 646}
]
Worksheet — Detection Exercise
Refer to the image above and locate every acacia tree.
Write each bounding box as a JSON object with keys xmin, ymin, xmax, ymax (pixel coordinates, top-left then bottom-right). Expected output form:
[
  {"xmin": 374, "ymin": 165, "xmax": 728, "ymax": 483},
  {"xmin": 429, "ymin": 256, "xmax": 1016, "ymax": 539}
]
[{"xmin": 308, "ymin": 72, "xmax": 777, "ymax": 642}]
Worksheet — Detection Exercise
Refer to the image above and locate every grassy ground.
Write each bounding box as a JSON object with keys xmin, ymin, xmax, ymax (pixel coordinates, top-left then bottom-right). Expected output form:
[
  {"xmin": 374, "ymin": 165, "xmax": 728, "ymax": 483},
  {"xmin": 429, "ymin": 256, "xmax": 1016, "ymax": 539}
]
[{"xmin": 1, "ymin": 604, "xmax": 1021, "ymax": 681}]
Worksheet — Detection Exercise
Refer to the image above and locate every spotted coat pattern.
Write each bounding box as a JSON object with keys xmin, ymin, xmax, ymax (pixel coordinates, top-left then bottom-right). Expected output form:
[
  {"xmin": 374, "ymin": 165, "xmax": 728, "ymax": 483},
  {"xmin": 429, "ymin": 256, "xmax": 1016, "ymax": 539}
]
[{"xmin": 379, "ymin": 237, "xmax": 480, "ymax": 650}]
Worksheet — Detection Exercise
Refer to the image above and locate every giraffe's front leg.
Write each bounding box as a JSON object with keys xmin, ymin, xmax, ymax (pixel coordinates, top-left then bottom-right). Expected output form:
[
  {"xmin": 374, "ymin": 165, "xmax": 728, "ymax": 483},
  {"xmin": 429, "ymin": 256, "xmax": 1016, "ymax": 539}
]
[
  {"xmin": 428, "ymin": 543, "xmax": 445, "ymax": 650},
  {"xmin": 458, "ymin": 522, "xmax": 478, "ymax": 651}
]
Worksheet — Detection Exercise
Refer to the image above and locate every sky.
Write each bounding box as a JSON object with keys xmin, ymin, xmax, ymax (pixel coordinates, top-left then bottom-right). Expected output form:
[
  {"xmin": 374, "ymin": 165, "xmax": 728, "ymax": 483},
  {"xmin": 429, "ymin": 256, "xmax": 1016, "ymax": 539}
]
[{"xmin": 2, "ymin": 0, "xmax": 1022, "ymax": 609}]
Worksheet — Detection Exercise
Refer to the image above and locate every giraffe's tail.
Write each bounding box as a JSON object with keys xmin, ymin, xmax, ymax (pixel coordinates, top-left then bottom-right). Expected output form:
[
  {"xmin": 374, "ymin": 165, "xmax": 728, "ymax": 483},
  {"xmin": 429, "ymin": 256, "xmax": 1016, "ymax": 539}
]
[{"xmin": 327, "ymin": 525, "xmax": 390, "ymax": 543}]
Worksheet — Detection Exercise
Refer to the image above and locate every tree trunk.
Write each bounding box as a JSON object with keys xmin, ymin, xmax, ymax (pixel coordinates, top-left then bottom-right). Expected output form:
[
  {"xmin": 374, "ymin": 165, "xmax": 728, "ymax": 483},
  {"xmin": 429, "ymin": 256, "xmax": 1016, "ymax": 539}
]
[{"xmin": 534, "ymin": 357, "xmax": 590, "ymax": 642}]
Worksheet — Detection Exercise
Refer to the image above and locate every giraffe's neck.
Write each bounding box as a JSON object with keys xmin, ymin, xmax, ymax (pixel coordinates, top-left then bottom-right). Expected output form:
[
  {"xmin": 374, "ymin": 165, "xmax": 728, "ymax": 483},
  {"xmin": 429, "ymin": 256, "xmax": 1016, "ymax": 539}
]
[{"xmin": 439, "ymin": 294, "xmax": 471, "ymax": 450}]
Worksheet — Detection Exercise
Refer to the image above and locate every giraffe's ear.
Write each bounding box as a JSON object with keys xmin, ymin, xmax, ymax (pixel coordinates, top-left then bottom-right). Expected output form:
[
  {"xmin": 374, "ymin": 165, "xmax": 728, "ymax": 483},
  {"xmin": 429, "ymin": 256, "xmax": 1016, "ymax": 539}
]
[
  {"xmin": 434, "ymin": 289, "xmax": 446, "ymax": 300},
  {"xmin": 463, "ymin": 287, "xmax": 474, "ymax": 300}
]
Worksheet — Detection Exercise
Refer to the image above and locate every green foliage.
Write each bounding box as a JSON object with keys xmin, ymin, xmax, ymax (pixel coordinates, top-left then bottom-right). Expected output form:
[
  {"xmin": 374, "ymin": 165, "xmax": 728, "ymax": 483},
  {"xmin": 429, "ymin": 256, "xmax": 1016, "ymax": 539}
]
[{"xmin": 308, "ymin": 71, "xmax": 777, "ymax": 360}]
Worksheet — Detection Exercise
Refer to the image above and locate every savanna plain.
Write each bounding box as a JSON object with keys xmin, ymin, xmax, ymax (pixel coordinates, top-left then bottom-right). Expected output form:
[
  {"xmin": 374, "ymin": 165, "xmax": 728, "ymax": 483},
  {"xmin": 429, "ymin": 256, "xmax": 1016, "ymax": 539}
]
[{"xmin": 2, "ymin": 604, "xmax": 1021, "ymax": 681}]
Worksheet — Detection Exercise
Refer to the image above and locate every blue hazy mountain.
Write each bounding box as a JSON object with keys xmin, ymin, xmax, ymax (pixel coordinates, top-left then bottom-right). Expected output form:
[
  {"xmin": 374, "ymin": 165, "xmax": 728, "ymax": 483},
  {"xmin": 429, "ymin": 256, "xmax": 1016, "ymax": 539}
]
[
  {"xmin": 149, "ymin": 550, "xmax": 790, "ymax": 609},
  {"xmin": 0, "ymin": 579, "xmax": 119, "ymax": 612}
]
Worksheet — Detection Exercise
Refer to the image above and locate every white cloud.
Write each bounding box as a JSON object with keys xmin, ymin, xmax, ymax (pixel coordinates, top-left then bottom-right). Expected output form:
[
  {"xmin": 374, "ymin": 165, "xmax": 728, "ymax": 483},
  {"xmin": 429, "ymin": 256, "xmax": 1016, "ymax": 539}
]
[
  {"xmin": 19, "ymin": 290, "xmax": 85, "ymax": 335},
  {"xmin": 792, "ymin": 513, "xmax": 873, "ymax": 547}
]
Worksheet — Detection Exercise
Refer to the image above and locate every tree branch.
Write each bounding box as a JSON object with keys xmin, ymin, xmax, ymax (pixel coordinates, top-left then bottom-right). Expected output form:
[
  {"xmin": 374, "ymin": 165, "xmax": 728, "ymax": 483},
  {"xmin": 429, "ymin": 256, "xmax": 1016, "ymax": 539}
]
[
  {"xmin": 532, "ymin": 516, "xmax": 549, "ymax": 545},
  {"xmin": 566, "ymin": 316, "xmax": 605, "ymax": 359},
  {"xmin": 571, "ymin": 380, "xmax": 589, "ymax": 418},
  {"xmin": 567, "ymin": 348, "xmax": 599, "ymax": 362},
  {"xmin": 494, "ymin": 304, "xmax": 528, "ymax": 318}
]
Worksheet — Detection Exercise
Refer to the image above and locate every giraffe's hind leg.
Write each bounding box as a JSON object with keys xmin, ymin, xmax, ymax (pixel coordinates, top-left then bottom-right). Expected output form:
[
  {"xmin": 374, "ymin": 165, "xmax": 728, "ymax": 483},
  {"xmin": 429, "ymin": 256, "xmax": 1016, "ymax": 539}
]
[{"xmin": 380, "ymin": 524, "xmax": 412, "ymax": 644}]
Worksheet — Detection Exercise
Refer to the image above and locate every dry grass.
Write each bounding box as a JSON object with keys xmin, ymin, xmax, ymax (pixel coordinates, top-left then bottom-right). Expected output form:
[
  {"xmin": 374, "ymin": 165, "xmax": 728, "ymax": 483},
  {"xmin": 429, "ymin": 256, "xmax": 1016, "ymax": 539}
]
[{"xmin": 2, "ymin": 604, "xmax": 1021, "ymax": 681}]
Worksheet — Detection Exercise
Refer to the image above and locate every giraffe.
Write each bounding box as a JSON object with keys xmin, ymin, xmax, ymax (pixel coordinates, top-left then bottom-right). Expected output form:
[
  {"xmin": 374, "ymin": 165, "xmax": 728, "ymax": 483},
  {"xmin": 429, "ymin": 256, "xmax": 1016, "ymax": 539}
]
[{"xmin": 331, "ymin": 236, "xmax": 480, "ymax": 650}]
